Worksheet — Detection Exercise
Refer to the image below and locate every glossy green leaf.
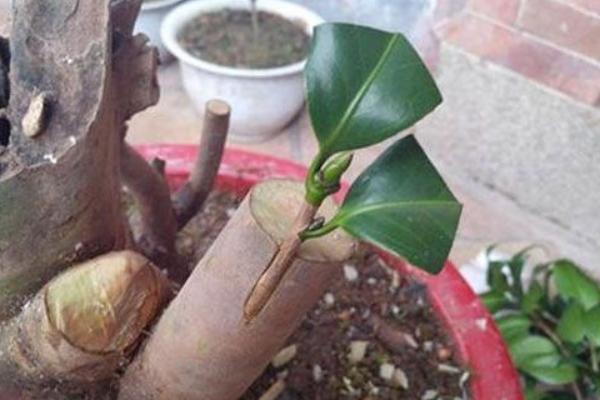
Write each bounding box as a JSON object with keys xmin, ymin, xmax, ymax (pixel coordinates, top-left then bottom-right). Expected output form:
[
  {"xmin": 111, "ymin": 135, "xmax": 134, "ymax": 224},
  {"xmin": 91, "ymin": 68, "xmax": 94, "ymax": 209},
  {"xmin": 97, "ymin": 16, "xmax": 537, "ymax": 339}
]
[
  {"xmin": 522, "ymin": 281, "xmax": 545, "ymax": 313},
  {"xmin": 332, "ymin": 135, "xmax": 461, "ymax": 273},
  {"xmin": 584, "ymin": 305, "xmax": 600, "ymax": 346},
  {"xmin": 556, "ymin": 302, "xmax": 586, "ymax": 343},
  {"xmin": 481, "ymin": 291, "xmax": 507, "ymax": 314},
  {"xmin": 553, "ymin": 260, "xmax": 600, "ymax": 310},
  {"xmin": 305, "ymin": 23, "xmax": 442, "ymax": 159},
  {"xmin": 497, "ymin": 313, "xmax": 532, "ymax": 342},
  {"xmin": 509, "ymin": 335, "xmax": 560, "ymax": 369},
  {"xmin": 487, "ymin": 261, "xmax": 510, "ymax": 293},
  {"xmin": 521, "ymin": 363, "xmax": 578, "ymax": 385}
]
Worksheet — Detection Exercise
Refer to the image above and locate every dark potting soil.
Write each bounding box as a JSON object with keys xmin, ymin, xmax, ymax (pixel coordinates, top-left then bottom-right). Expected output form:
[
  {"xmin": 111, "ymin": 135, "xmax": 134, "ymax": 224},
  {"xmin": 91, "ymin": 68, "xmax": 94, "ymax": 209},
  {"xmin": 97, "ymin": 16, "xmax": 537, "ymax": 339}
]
[
  {"xmin": 179, "ymin": 191, "xmax": 470, "ymax": 400},
  {"xmin": 177, "ymin": 9, "xmax": 310, "ymax": 69}
]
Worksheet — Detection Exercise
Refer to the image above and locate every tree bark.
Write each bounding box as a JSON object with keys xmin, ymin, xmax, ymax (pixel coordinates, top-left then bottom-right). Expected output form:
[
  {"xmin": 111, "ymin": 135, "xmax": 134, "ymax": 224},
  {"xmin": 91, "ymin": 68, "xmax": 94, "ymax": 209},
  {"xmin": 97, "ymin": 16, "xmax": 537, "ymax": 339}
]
[
  {"xmin": 0, "ymin": 0, "xmax": 158, "ymax": 319},
  {"xmin": 119, "ymin": 180, "xmax": 356, "ymax": 400}
]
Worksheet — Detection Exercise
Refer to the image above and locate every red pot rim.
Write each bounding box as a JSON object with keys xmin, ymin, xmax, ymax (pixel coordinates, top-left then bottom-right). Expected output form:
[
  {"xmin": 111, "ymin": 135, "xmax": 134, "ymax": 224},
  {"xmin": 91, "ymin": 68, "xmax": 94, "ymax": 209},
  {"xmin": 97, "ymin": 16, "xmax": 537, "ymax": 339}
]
[{"xmin": 135, "ymin": 144, "xmax": 523, "ymax": 400}]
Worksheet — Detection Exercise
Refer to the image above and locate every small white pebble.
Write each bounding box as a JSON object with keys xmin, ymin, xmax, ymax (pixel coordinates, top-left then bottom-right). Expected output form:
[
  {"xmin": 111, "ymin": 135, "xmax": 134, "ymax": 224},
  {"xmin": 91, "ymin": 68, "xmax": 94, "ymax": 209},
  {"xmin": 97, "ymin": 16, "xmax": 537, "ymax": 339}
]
[
  {"xmin": 422, "ymin": 389, "xmax": 439, "ymax": 400},
  {"xmin": 368, "ymin": 381, "xmax": 380, "ymax": 395},
  {"xmin": 344, "ymin": 264, "xmax": 359, "ymax": 282},
  {"xmin": 323, "ymin": 292, "xmax": 335, "ymax": 308},
  {"xmin": 272, "ymin": 344, "xmax": 297, "ymax": 368},
  {"xmin": 367, "ymin": 277, "xmax": 377, "ymax": 285},
  {"xmin": 392, "ymin": 368, "xmax": 409, "ymax": 389},
  {"xmin": 342, "ymin": 377, "xmax": 356, "ymax": 394},
  {"xmin": 361, "ymin": 308, "xmax": 371, "ymax": 320},
  {"xmin": 403, "ymin": 333, "xmax": 419, "ymax": 349},
  {"xmin": 459, "ymin": 371, "xmax": 471, "ymax": 387},
  {"xmin": 438, "ymin": 363, "xmax": 461, "ymax": 374},
  {"xmin": 414, "ymin": 326, "xmax": 422, "ymax": 338},
  {"xmin": 43, "ymin": 153, "xmax": 58, "ymax": 164},
  {"xmin": 391, "ymin": 271, "xmax": 400, "ymax": 288},
  {"xmin": 423, "ymin": 341, "xmax": 434, "ymax": 352},
  {"xmin": 348, "ymin": 340, "xmax": 369, "ymax": 364},
  {"xmin": 379, "ymin": 363, "xmax": 395, "ymax": 381},
  {"xmin": 312, "ymin": 364, "xmax": 323, "ymax": 383},
  {"xmin": 391, "ymin": 304, "xmax": 401, "ymax": 315}
]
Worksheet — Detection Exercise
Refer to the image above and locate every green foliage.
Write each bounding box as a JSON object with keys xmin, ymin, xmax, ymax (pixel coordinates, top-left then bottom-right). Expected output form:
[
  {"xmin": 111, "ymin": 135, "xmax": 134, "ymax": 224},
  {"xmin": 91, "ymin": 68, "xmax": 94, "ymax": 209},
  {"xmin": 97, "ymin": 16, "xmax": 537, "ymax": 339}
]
[
  {"xmin": 300, "ymin": 22, "xmax": 459, "ymax": 274},
  {"xmin": 482, "ymin": 250, "xmax": 600, "ymax": 398},
  {"xmin": 305, "ymin": 23, "xmax": 442, "ymax": 160}
]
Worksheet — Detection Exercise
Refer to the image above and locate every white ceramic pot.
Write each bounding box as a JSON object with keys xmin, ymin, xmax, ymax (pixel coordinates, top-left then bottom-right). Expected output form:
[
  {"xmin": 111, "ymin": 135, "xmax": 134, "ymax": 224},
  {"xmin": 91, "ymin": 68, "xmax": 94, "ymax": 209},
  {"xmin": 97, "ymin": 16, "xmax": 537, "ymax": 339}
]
[
  {"xmin": 161, "ymin": 0, "xmax": 324, "ymax": 142},
  {"xmin": 136, "ymin": 0, "xmax": 183, "ymax": 63}
]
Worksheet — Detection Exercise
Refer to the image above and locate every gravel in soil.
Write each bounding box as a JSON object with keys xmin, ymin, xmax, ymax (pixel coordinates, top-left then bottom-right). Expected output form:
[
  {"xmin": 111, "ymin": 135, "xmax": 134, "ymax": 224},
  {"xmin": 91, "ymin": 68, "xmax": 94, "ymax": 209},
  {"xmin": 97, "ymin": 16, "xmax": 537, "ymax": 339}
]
[
  {"xmin": 177, "ymin": 9, "xmax": 310, "ymax": 69},
  {"xmin": 180, "ymin": 191, "xmax": 471, "ymax": 400}
]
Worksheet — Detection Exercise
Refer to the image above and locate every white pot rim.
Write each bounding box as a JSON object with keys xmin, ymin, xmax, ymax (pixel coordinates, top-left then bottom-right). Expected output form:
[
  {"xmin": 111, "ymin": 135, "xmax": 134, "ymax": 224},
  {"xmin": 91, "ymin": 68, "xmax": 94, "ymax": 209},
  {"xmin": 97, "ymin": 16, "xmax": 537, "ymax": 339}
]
[
  {"xmin": 141, "ymin": 0, "xmax": 182, "ymax": 11},
  {"xmin": 161, "ymin": 0, "xmax": 325, "ymax": 79}
]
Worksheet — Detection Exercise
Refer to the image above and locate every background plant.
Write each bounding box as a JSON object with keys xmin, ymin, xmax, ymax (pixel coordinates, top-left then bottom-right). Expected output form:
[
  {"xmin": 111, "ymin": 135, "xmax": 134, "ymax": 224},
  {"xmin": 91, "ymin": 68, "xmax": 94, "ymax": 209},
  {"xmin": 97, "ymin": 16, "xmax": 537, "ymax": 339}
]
[{"xmin": 482, "ymin": 250, "xmax": 600, "ymax": 400}]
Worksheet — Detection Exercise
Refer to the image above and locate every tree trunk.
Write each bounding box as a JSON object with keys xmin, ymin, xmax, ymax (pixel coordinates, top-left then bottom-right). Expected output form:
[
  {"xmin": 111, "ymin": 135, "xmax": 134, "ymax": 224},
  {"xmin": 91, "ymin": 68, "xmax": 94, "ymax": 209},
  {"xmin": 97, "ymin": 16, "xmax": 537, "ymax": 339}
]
[
  {"xmin": 0, "ymin": 251, "xmax": 170, "ymax": 395},
  {"xmin": 0, "ymin": 0, "xmax": 158, "ymax": 319},
  {"xmin": 119, "ymin": 180, "xmax": 356, "ymax": 400}
]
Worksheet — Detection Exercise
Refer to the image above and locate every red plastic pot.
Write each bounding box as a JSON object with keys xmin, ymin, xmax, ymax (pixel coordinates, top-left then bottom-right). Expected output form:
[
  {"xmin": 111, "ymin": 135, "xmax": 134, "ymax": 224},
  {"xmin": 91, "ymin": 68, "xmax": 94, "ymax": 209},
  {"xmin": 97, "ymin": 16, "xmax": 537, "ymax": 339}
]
[{"xmin": 135, "ymin": 144, "xmax": 524, "ymax": 400}]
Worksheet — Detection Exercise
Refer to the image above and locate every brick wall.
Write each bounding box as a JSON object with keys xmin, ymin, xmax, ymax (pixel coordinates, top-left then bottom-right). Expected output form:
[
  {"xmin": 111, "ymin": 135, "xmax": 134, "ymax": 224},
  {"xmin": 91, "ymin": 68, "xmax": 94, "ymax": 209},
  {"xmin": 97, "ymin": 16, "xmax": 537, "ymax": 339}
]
[{"xmin": 434, "ymin": 0, "xmax": 600, "ymax": 106}]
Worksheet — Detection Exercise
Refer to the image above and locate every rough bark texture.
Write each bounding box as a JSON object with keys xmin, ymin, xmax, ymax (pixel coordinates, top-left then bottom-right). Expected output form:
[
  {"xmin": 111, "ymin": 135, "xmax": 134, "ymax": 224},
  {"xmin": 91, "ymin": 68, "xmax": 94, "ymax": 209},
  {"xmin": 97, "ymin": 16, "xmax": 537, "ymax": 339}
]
[
  {"xmin": 121, "ymin": 143, "xmax": 178, "ymax": 277},
  {"xmin": 0, "ymin": 0, "xmax": 158, "ymax": 320},
  {"xmin": 119, "ymin": 180, "xmax": 356, "ymax": 400}
]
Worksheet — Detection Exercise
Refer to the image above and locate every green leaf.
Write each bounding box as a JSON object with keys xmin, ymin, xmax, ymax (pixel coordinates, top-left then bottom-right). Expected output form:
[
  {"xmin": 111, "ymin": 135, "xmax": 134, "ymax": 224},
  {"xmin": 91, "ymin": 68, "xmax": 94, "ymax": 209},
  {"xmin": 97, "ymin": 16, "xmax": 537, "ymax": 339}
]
[
  {"xmin": 521, "ymin": 363, "xmax": 578, "ymax": 385},
  {"xmin": 481, "ymin": 291, "xmax": 508, "ymax": 314},
  {"xmin": 556, "ymin": 302, "xmax": 586, "ymax": 343},
  {"xmin": 509, "ymin": 335, "xmax": 560, "ymax": 369},
  {"xmin": 553, "ymin": 259, "xmax": 600, "ymax": 310},
  {"xmin": 496, "ymin": 313, "xmax": 532, "ymax": 342},
  {"xmin": 332, "ymin": 135, "xmax": 461, "ymax": 273},
  {"xmin": 487, "ymin": 261, "xmax": 510, "ymax": 293},
  {"xmin": 584, "ymin": 305, "xmax": 600, "ymax": 346},
  {"xmin": 522, "ymin": 281, "xmax": 545, "ymax": 313},
  {"xmin": 305, "ymin": 23, "xmax": 442, "ymax": 159}
]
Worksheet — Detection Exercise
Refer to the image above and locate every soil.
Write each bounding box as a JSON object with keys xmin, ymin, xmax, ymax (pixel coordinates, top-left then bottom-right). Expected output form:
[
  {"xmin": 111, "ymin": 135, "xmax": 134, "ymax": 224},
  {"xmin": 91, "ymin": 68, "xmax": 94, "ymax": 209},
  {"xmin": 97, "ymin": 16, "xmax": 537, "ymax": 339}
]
[
  {"xmin": 177, "ymin": 9, "xmax": 310, "ymax": 69},
  {"xmin": 179, "ymin": 191, "xmax": 471, "ymax": 400}
]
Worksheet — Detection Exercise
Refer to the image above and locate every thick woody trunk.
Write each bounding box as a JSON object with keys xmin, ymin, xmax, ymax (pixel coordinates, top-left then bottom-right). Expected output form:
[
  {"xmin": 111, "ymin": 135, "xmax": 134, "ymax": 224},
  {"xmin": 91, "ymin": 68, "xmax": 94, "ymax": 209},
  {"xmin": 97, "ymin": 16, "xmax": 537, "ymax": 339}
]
[
  {"xmin": 119, "ymin": 180, "xmax": 356, "ymax": 400},
  {"xmin": 0, "ymin": 0, "xmax": 158, "ymax": 319},
  {"xmin": 0, "ymin": 251, "xmax": 170, "ymax": 397}
]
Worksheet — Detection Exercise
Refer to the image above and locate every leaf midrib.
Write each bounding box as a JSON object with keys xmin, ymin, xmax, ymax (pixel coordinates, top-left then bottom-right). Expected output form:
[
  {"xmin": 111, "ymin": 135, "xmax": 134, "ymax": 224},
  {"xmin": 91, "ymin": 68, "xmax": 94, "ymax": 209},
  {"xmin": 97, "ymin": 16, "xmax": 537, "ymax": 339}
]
[
  {"xmin": 336, "ymin": 200, "xmax": 460, "ymax": 223},
  {"xmin": 320, "ymin": 33, "xmax": 401, "ymax": 155}
]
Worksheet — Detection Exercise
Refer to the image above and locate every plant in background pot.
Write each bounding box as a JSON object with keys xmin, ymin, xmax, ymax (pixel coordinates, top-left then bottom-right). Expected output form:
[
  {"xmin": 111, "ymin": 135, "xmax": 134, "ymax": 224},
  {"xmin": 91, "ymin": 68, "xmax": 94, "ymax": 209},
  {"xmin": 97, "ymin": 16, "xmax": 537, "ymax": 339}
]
[
  {"xmin": 136, "ymin": 0, "xmax": 183, "ymax": 62},
  {"xmin": 482, "ymin": 250, "xmax": 600, "ymax": 400},
  {"xmin": 161, "ymin": 0, "xmax": 324, "ymax": 142}
]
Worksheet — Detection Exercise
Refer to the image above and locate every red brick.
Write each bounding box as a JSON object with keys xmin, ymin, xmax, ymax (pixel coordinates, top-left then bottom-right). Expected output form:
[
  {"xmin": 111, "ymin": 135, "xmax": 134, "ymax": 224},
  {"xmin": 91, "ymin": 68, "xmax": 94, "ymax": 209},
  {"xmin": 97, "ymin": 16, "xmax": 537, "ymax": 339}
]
[
  {"xmin": 518, "ymin": 0, "xmax": 600, "ymax": 63},
  {"xmin": 438, "ymin": 14, "xmax": 600, "ymax": 104},
  {"xmin": 468, "ymin": 0, "xmax": 521, "ymax": 24},
  {"xmin": 561, "ymin": 0, "xmax": 600, "ymax": 16}
]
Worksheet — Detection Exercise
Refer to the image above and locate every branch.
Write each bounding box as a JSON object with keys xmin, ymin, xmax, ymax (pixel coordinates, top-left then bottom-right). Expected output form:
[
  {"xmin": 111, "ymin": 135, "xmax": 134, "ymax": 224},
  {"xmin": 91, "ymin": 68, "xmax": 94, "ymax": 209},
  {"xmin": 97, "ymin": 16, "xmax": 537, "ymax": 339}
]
[
  {"xmin": 120, "ymin": 143, "xmax": 182, "ymax": 280},
  {"xmin": 173, "ymin": 99, "xmax": 231, "ymax": 228},
  {"xmin": 244, "ymin": 201, "xmax": 318, "ymax": 321}
]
